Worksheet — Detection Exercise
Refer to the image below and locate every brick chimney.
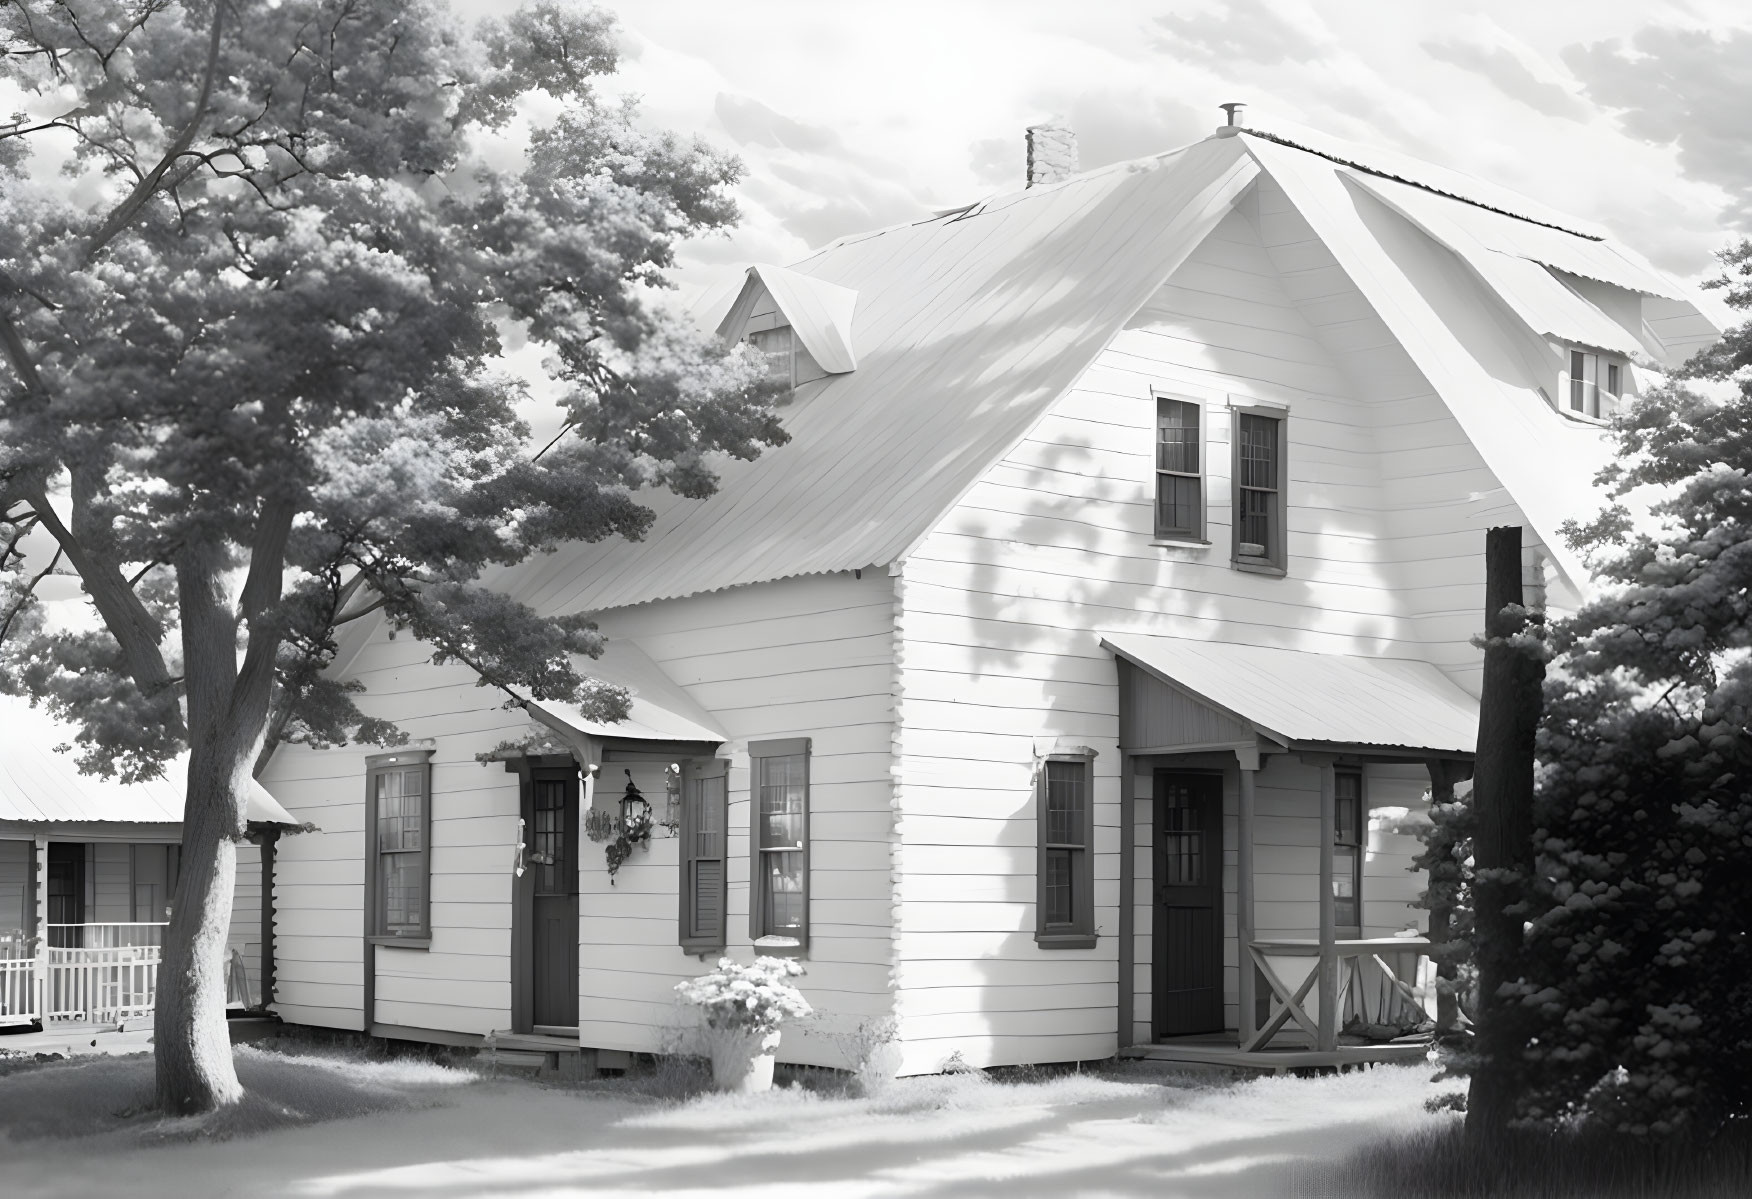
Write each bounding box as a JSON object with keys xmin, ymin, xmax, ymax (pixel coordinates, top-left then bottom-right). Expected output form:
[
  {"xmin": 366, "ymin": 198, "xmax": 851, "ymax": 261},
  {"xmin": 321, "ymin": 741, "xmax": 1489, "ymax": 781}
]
[{"xmin": 1025, "ymin": 120, "xmax": 1078, "ymax": 187}]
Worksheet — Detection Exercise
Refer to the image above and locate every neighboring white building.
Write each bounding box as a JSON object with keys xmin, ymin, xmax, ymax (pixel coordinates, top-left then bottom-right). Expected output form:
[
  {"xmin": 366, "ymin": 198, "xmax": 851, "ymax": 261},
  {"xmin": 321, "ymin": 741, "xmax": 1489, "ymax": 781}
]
[
  {"xmin": 259, "ymin": 116, "xmax": 1728, "ymax": 1073},
  {"xmin": 0, "ymin": 696, "xmax": 294, "ymax": 1028}
]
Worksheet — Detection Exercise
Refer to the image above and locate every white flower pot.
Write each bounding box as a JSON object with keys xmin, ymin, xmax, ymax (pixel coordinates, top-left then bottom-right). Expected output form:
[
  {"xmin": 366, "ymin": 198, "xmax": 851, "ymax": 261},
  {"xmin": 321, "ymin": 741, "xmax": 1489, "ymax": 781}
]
[{"xmin": 708, "ymin": 1026, "xmax": 781, "ymax": 1093}]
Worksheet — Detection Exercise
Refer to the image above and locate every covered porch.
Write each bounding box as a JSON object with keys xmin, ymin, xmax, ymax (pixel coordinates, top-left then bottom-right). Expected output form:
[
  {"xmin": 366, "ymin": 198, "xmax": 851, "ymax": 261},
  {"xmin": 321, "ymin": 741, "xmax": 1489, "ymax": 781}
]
[
  {"xmin": 1103, "ymin": 634, "xmax": 1478, "ymax": 1072},
  {"xmin": 0, "ymin": 696, "xmax": 298, "ymax": 1030}
]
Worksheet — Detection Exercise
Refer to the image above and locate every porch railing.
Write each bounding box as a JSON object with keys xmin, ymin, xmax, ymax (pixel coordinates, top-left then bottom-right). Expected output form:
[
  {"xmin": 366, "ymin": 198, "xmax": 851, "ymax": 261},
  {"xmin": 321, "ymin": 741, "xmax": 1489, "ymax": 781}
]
[
  {"xmin": 0, "ymin": 923, "xmax": 255, "ymax": 1026},
  {"xmin": 0, "ymin": 922, "xmax": 170, "ymax": 1026},
  {"xmin": 47, "ymin": 942, "xmax": 161, "ymax": 1024},
  {"xmin": 1244, "ymin": 936, "xmax": 1432, "ymax": 1052}
]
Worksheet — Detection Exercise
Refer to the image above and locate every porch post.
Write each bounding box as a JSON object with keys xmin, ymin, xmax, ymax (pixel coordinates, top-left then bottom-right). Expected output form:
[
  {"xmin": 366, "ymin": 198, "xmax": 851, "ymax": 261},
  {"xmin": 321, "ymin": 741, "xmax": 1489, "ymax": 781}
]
[
  {"xmin": 1235, "ymin": 745, "xmax": 1259, "ymax": 1046},
  {"xmin": 33, "ymin": 834, "xmax": 49, "ymax": 1022},
  {"xmin": 1316, "ymin": 760, "xmax": 1338, "ymax": 1052},
  {"xmin": 1118, "ymin": 752, "xmax": 1135, "ymax": 1050}
]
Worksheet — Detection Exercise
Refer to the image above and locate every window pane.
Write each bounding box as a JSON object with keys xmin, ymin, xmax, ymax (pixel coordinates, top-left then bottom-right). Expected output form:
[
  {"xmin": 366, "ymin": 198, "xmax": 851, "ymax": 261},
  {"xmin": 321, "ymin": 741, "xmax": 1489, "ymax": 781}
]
[
  {"xmin": 1157, "ymin": 400, "xmax": 1199, "ymax": 474},
  {"xmin": 1161, "ymin": 783, "xmax": 1204, "ymax": 886},
  {"xmin": 1238, "ymin": 415, "xmax": 1277, "ymax": 489},
  {"xmin": 383, "ymin": 852, "xmax": 421, "ymax": 931},
  {"xmin": 1157, "ymin": 474, "xmax": 1200, "ymax": 535},
  {"xmin": 1334, "ymin": 772, "xmax": 1361, "ymax": 844},
  {"xmin": 1045, "ymin": 760, "xmax": 1086, "ymax": 846},
  {"xmin": 1334, "ymin": 846, "xmax": 1358, "ymax": 928},
  {"xmin": 1238, "ymin": 486, "xmax": 1273, "ymax": 556},
  {"xmin": 1569, "ymin": 350, "xmax": 1586, "ymax": 411},
  {"xmin": 1044, "ymin": 848, "xmax": 1074, "ymax": 925},
  {"xmin": 763, "ymin": 850, "xmax": 804, "ymax": 931},
  {"xmin": 1605, "ymin": 362, "xmax": 1620, "ymax": 397},
  {"xmin": 758, "ymin": 755, "xmax": 805, "ymax": 848}
]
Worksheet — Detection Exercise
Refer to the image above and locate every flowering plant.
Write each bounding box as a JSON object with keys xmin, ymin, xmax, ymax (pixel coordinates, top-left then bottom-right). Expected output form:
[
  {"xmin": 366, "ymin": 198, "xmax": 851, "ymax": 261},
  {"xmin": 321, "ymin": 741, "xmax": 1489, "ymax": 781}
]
[{"xmin": 675, "ymin": 956, "xmax": 812, "ymax": 1034}]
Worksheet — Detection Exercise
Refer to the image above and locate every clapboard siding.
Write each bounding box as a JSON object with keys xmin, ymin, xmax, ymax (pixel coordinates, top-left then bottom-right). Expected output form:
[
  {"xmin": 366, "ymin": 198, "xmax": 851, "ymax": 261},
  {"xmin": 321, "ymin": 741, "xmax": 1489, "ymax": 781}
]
[
  {"xmin": 263, "ymin": 631, "xmax": 530, "ymax": 1036},
  {"xmin": 895, "ymin": 200, "xmax": 1498, "ymax": 1066},
  {"xmin": 576, "ymin": 571, "xmax": 896, "ymax": 1069}
]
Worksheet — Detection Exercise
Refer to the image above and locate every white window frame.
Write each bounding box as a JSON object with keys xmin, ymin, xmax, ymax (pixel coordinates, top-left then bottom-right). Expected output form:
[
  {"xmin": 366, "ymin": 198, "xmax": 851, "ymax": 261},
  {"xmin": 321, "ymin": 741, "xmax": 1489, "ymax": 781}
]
[{"xmin": 1151, "ymin": 390, "xmax": 1206, "ymax": 544}]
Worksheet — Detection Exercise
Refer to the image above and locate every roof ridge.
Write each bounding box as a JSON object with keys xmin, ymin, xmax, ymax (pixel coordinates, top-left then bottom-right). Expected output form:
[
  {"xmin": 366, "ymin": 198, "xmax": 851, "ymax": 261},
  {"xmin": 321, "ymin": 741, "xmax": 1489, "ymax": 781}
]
[{"xmin": 1238, "ymin": 127, "xmax": 1604, "ymax": 241}]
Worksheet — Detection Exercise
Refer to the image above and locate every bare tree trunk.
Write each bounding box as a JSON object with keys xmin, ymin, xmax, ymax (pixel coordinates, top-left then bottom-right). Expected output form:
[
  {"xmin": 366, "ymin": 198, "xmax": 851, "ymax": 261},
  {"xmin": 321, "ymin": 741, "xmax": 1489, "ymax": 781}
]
[{"xmin": 1466, "ymin": 527, "xmax": 1544, "ymax": 1138}]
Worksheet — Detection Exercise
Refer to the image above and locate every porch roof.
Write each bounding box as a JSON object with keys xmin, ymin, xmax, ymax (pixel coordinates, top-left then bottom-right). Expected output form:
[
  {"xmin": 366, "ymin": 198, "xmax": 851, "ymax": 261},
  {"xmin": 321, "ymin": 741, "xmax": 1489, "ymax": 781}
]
[
  {"xmin": 526, "ymin": 638, "xmax": 726, "ymax": 746},
  {"xmin": 1102, "ymin": 634, "xmax": 1479, "ymax": 757},
  {"xmin": 0, "ymin": 695, "xmax": 298, "ymax": 827}
]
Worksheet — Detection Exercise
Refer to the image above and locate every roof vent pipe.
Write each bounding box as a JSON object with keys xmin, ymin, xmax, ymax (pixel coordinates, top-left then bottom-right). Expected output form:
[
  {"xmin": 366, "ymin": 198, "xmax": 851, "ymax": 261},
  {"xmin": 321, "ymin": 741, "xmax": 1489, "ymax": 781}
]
[
  {"xmin": 1217, "ymin": 102, "xmax": 1246, "ymax": 137},
  {"xmin": 1025, "ymin": 120, "xmax": 1078, "ymax": 187}
]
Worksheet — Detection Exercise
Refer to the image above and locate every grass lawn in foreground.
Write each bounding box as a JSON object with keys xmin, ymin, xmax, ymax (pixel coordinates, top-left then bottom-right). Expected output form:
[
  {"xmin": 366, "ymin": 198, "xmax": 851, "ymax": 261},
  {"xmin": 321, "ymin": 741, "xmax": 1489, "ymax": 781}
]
[{"xmin": 0, "ymin": 1043, "xmax": 1446, "ymax": 1198}]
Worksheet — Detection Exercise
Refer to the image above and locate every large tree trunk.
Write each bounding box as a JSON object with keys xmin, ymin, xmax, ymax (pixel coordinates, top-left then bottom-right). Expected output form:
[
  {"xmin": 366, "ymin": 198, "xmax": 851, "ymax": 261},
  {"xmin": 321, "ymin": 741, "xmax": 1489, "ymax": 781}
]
[
  {"xmin": 153, "ymin": 740, "xmax": 248, "ymax": 1114},
  {"xmin": 154, "ymin": 546, "xmax": 271, "ymax": 1115},
  {"xmin": 1466, "ymin": 527, "xmax": 1545, "ymax": 1138}
]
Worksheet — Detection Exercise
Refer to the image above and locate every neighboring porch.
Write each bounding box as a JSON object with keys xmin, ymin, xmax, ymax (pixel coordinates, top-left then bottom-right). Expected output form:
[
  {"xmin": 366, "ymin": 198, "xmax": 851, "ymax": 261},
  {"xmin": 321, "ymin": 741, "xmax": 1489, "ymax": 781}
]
[
  {"xmin": 1105, "ymin": 634, "xmax": 1478, "ymax": 1071},
  {"xmin": 1, "ymin": 837, "xmax": 258, "ymax": 1028}
]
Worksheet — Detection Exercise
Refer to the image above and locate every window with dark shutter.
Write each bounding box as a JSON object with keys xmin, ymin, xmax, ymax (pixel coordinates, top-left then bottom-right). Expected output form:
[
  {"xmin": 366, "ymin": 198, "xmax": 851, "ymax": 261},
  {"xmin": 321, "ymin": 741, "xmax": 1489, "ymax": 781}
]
[
  {"xmin": 367, "ymin": 749, "xmax": 433, "ymax": 945},
  {"xmin": 679, "ymin": 758, "xmax": 728, "ymax": 953},
  {"xmin": 1155, "ymin": 396, "xmax": 1204, "ymax": 540},
  {"xmin": 1036, "ymin": 753, "xmax": 1096, "ymax": 948},
  {"xmin": 749, "ymin": 738, "xmax": 810, "ymax": 953},
  {"xmin": 1232, "ymin": 407, "xmax": 1288, "ymax": 575}
]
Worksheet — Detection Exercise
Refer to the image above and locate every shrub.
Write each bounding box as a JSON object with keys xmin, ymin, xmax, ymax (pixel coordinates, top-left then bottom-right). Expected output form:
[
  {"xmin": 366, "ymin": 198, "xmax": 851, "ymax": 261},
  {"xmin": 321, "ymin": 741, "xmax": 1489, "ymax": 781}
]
[{"xmin": 674, "ymin": 956, "xmax": 812, "ymax": 1035}]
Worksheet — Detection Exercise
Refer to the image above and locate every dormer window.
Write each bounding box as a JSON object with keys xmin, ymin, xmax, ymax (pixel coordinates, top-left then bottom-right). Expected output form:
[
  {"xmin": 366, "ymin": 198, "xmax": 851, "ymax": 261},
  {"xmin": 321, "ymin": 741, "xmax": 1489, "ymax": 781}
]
[{"xmin": 1565, "ymin": 349, "xmax": 1624, "ymax": 420}]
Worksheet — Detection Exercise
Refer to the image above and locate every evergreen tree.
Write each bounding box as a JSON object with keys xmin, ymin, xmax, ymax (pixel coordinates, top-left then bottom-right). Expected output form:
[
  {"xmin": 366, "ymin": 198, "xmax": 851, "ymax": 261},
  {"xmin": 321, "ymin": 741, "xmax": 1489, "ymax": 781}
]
[
  {"xmin": 0, "ymin": 0, "xmax": 781, "ymax": 1114},
  {"xmin": 1515, "ymin": 241, "xmax": 1752, "ymax": 1135}
]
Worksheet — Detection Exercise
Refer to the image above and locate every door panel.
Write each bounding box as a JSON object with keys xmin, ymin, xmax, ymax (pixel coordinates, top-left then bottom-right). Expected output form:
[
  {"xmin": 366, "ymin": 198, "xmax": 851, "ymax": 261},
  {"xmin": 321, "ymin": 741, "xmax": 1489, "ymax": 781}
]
[
  {"xmin": 530, "ymin": 772, "xmax": 579, "ymax": 1029},
  {"xmin": 1153, "ymin": 771, "xmax": 1224, "ymax": 1037}
]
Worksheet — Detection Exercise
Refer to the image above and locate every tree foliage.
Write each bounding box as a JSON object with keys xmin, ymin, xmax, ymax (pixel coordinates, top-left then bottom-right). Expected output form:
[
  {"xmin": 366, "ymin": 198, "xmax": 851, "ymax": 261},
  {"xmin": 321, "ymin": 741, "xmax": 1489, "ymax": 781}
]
[
  {"xmin": 0, "ymin": 0, "xmax": 780, "ymax": 772},
  {"xmin": 0, "ymin": 0, "xmax": 781, "ymax": 1113},
  {"xmin": 1511, "ymin": 240, "xmax": 1752, "ymax": 1136}
]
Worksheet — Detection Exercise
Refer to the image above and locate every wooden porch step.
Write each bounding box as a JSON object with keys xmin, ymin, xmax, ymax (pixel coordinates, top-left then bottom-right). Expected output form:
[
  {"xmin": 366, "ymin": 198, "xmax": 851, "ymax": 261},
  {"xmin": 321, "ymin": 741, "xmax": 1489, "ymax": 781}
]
[
  {"xmin": 1121, "ymin": 1037, "xmax": 1431, "ymax": 1074},
  {"xmin": 485, "ymin": 1030, "xmax": 580, "ymax": 1053}
]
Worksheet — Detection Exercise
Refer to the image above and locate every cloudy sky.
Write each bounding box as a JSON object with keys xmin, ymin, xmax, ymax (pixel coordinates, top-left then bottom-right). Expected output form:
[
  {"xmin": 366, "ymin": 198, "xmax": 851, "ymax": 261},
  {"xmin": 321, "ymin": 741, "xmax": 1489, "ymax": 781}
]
[{"xmin": 468, "ymin": 0, "xmax": 1752, "ymax": 314}]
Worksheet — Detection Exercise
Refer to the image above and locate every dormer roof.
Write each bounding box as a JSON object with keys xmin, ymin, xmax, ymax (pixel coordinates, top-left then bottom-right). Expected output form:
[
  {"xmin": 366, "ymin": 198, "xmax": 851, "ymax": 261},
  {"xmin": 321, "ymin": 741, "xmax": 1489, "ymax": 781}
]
[{"xmin": 717, "ymin": 264, "xmax": 860, "ymax": 373}]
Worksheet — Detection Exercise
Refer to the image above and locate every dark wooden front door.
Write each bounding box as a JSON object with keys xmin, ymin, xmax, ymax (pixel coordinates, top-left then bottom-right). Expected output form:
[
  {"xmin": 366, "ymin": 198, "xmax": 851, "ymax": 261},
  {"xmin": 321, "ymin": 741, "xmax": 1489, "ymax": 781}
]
[
  {"xmin": 47, "ymin": 843, "xmax": 85, "ymax": 948},
  {"xmin": 530, "ymin": 770, "xmax": 580, "ymax": 1030},
  {"xmin": 1153, "ymin": 771, "xmax": 1224, "ymax": 1037}
]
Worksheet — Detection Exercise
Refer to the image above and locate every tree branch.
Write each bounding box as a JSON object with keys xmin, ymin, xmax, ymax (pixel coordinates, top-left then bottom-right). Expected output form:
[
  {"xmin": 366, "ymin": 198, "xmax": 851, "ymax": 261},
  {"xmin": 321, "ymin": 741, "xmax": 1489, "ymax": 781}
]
[
  {"xmin": 80, "ymin": 0, "xmax": 226, "ymax": 265},
  {"xmin": 26, "ymin": 482, "xmax": 179, "ymax": 715},
  {"xmin": 0, "ymin": 545, "xmax": 63, "ymax": 644}
]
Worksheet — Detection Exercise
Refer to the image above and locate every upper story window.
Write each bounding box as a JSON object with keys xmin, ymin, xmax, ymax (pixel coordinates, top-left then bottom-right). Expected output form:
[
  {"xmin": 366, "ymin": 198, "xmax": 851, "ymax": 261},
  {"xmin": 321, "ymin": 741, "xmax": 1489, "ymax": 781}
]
[
  {"xmin": 1155, "ymin": 396, "xmax": 1204, "ymax": 541},
  {"xmin": 1231, "ymin": 406, "xmax": 1288, "ymax": 576},
  {"xmin": 1565, "ymin": 349, "xmax": 1625, "ymax": 420}
]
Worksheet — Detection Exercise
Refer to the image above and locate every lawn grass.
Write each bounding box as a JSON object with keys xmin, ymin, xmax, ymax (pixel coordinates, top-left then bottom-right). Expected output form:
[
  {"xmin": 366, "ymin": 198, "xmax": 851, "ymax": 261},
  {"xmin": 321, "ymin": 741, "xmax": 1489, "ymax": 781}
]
[{"xmin": 1310, "ymin": 1116, "xmax": 1752, "ymax": 1199}]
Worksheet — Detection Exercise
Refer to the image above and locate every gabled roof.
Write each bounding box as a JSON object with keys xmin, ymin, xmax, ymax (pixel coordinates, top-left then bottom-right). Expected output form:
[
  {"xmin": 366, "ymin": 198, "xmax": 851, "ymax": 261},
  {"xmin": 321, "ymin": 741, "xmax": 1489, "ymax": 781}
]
[
  {"xmin": 0, "ymin": 695, "xmax": 297, "ymax": 826},
  {"xmin": 507, "ymin": 136, "xmax": 1261, "ymax": 616},
  {"xmin": 501, "ymin": 124, "xmax": 1725, "ymax": 616},
  {"xmin": 718, "ymin": 264, "xmax": 860, "ymax": 373}
]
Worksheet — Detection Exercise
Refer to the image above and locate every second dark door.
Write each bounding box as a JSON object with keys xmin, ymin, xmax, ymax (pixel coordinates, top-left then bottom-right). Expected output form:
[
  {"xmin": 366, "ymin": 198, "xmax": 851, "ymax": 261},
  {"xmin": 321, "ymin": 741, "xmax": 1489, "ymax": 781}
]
[
  {"xmin": 530, "ymin": 770, "xmax": 580, "ymax": 1030},
  {"xmin": 1153, "ymin": 770, "xmax": 1224, "ymax": 1037}
]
